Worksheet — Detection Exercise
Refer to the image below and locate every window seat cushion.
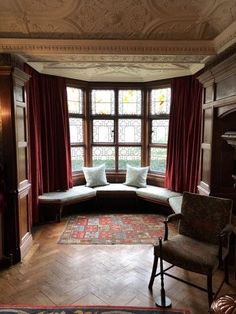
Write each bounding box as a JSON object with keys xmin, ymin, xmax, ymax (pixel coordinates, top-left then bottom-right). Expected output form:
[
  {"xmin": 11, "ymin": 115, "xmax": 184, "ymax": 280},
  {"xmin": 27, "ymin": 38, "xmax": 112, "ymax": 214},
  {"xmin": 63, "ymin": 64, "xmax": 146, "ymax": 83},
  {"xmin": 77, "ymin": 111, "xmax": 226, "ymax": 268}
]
[
  {"xmin": 136, "ymin": 185, "xmax": 182, "ymax": 206},
  {"xmin": 38, "ymin": 184, "xmax": 183, "ymax": 222},
  {"xmin": 94, "ymin": 183, "xmax": 137, "ymax": 192},
  {"xmin": 38, "ymin": 186, "xmax": 96, "ymax": 205},
  {"xmin": 169, "ymin": 195, "xmax": 183, "ymax": 214}
]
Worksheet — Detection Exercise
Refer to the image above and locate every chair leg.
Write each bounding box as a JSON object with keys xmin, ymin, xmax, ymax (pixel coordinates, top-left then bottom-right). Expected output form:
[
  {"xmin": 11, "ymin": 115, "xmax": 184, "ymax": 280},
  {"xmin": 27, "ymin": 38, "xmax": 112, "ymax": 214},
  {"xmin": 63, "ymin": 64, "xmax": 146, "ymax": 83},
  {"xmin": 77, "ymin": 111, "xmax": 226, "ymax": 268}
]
[
  {"xmin": 207, "ymin": 274, "xmax": 213, "ymax": 307},
  {"xmin": 148, "ymin": 254, "xmax": 158, "ymax": 290}
]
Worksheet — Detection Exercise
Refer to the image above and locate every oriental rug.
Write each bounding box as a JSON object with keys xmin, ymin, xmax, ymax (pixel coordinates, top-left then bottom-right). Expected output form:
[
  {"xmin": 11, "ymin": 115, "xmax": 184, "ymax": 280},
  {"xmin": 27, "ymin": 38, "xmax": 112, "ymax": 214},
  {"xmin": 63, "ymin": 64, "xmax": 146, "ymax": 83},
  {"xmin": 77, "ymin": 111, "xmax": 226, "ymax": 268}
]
[
  {"xmin": 0, "ymin": 304, "xmax": 190, "ymax": 314},
  {"xmin": 58, "ymin": 213, "xmax": 177, "ymax": 245}
]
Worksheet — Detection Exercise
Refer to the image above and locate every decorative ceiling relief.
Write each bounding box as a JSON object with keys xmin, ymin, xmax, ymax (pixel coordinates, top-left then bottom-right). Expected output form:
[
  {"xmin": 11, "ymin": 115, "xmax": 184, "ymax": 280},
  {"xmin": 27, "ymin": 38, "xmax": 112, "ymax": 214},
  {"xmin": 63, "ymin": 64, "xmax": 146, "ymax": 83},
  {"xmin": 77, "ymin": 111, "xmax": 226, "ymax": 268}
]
[{"xmin": 0, "ymin": 0, "xmax": 235, "ymax": 81}]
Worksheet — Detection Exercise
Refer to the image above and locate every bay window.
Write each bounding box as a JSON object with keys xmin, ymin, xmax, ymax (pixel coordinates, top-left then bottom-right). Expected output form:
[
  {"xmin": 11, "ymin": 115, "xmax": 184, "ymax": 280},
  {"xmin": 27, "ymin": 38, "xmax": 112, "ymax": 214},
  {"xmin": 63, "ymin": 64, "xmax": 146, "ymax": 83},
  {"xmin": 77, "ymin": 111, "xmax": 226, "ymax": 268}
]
[{"xmin": 67, "ymin": 83, "xmax": 171, "ymax": 177}]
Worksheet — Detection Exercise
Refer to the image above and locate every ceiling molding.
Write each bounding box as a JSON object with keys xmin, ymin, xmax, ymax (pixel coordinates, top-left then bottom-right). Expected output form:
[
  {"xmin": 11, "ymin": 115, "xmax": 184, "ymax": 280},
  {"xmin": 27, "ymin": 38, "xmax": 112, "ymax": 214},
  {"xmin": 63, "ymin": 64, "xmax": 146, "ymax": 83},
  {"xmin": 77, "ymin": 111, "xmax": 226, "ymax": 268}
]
[
  {"xmin": 214, "ymin": 21, "xmax": 236, "ymax": 53},
  {"xmin": 0, "ymin": 0, "xmax": 235, "ymax": 82},
  {"xmin": 0, "ymin": 38, "xmax": 216, "ymax": 56}
]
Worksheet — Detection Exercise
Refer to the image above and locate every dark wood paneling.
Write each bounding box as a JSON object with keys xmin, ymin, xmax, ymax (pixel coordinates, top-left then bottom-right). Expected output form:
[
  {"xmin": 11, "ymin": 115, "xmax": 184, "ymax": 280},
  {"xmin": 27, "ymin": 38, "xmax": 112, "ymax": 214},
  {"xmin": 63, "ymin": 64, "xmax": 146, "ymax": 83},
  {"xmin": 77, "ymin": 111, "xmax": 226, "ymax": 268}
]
[
  {"xmin": 198, "ymin": 52, "xmax": 236, "ymax": 214},
  {"xmin": 0, "ymin": 60, "xmax": 31, "ymax": 264},
  {"xmin": 203, "ymin": 108, "xmax": 212, "ymax": 143}
]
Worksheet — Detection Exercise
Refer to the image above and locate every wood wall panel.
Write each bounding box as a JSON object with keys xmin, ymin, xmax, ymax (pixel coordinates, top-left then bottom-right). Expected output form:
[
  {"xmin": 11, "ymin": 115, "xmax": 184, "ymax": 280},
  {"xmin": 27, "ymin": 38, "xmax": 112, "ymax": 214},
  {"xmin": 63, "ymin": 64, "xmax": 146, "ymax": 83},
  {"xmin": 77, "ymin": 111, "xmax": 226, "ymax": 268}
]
[
  {"xmin": 198, "ymin": 52, "xmax": 236, "ymax": 214},
  {"xmin": 0, "ymin": 56, "xmax": 32, "ymax": 265},
  {"xmin": 201, "ymin": 149, "xmax": 211, "ymax": 184},
  {"xmin": 205, "ymin": 86, "xmax": 214, "ymax": 103},
  {"xmin": 216, "ymin": 74, "xmax": 236, "ymax": 100},
  {"xmin": 203, "ymin": 108, "xmax": 212, "ymax": 143}
]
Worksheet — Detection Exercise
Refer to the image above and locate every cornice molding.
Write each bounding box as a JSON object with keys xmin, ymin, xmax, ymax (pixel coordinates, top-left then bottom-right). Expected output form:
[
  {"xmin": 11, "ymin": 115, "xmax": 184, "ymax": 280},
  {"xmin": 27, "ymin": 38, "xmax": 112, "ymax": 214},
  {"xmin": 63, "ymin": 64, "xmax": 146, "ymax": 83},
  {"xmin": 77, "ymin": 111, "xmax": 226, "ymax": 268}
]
[
  {"xmin": 0, "ymin": 38, "xmax": 216, "ymax": 56},
  {"xmin": 214, "ymin": 21, "xmax": 236, "ymax": 53}
]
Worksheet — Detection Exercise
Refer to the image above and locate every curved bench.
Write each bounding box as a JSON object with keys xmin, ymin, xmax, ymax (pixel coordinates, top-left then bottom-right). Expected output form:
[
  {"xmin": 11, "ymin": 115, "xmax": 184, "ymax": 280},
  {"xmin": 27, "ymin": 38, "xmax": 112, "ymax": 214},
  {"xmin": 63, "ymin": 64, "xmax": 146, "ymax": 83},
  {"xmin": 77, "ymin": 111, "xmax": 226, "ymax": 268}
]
[
  {"xmin": 38, "ymin": 186, "xmax": 96, "ymax": 222},
  {"xmin": 38, "ymin": 183, "xmax": 183, "ymax": 222}
]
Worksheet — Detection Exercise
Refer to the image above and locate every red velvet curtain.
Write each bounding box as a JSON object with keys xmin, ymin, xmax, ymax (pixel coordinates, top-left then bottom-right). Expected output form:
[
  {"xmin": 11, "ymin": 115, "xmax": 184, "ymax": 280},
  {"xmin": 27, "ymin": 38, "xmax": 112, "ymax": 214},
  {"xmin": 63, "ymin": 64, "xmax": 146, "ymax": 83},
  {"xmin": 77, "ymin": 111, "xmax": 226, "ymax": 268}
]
[
  {"xmin": 165, "ymin": 76, "xmax": 202, "ymax": 193},
  {"xmin": 25, "ymin": 65, "xmax": 72, "ymax": 224}
]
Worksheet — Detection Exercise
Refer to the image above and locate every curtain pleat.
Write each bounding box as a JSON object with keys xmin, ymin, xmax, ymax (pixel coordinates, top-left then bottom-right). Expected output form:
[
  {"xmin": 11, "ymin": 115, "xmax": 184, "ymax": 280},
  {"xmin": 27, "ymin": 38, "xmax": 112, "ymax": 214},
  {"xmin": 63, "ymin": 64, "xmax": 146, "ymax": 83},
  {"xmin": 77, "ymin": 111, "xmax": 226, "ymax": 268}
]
[
  {"xmin": 165, "ymin": 76, "xmax": 202, "ymax": 193},
  {"xmin": 25, "ymin": 65, "xmax": 72, "ymax": 224}
]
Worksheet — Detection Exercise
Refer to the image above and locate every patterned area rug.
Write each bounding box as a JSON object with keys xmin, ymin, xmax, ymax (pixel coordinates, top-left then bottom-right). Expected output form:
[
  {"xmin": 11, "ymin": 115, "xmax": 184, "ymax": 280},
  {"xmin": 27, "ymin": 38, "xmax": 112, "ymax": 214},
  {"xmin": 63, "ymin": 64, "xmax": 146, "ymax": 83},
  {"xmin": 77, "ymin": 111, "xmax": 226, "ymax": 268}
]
[
  {"xmin": 58, "ymin": 213, "xmax": 177, "ymax": 244},
  {"xmin": 0, "ymin": 304, "xmax": 190, "ymax": 313}
]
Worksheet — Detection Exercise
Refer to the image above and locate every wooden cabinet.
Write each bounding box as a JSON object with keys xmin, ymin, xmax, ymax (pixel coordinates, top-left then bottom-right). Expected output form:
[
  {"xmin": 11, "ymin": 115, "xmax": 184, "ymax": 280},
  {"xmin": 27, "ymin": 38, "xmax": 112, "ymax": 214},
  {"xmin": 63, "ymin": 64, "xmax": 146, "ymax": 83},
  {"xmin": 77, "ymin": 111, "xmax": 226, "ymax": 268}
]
[
  {"xmin": 197, "ymin": 52, "xmax": 236, "ymax": 215},
  {"xmin": 0, "ymin": 55, "xmax": 32, "ymax": 264}
]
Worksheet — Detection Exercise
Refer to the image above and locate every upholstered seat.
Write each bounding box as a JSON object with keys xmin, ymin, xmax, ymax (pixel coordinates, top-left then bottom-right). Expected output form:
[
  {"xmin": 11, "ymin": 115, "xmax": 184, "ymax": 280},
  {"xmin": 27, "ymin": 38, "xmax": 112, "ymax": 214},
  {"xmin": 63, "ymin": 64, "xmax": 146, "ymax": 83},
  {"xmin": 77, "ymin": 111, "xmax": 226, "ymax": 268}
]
[
  {"xmin": 148, "ymin": 192, "xmax": 233, "ymax": 307},
  {"xmin": 154, "ymin": 234, "xmax": 228, "ymax": 275},
  {"xmin": 136, "ymin": 185, "xmax": 182, "ymax": 205}
]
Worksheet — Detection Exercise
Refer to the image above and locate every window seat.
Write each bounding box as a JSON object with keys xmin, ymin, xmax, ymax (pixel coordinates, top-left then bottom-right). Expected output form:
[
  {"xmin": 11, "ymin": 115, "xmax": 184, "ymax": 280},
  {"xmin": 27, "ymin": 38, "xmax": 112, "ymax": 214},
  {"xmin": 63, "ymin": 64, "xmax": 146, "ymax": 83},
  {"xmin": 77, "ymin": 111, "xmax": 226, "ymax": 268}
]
[
  {"xmin": 38, "ymin": 184, "xmax": 183, "ymax": 223},
  {"xmin": 38, "ymin": 186, "xmax": 96, "ymax": 222},
  {"xmin": 136, "ymin": 185, "xmax": 182, "ymax": 207}
]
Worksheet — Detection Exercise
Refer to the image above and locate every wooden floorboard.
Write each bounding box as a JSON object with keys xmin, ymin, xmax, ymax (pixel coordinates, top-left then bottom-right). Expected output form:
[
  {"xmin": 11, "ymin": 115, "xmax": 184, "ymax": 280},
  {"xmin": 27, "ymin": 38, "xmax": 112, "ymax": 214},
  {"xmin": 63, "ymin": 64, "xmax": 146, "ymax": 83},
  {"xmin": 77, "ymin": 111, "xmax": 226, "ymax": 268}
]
[{"xmin": 0, "ymin": 215, "xmax": 235, "ymax": 313}]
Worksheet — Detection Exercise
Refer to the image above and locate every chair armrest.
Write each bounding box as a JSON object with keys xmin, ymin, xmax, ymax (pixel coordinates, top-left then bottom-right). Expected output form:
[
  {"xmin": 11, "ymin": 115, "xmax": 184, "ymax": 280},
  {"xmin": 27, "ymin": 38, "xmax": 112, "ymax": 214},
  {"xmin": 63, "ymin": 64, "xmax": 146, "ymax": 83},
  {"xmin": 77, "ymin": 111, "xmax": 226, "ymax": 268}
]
[
  {"xmin": 218, "ymin": 224, "xmax": 234, "ymax": 267},
  {"xmin": 163, "ymin": 213, "xmax": 183, "ymax": 241},
  {"xmin": 220, "ymin": 224, "xmax": 235, "ymax": 236}
]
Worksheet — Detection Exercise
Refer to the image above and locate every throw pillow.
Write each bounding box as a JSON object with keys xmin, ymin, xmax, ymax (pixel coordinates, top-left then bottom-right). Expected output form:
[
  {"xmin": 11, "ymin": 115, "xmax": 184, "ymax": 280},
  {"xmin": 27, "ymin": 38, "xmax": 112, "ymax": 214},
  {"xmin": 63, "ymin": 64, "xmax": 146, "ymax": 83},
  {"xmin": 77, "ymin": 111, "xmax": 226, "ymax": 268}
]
[
  {"xmin": 124, "ymin": 164, "xmax": 149, "ymax": 188},
  {"xmin": 82, "ymin": 164, "xmax": 109, "ymax": 187}
]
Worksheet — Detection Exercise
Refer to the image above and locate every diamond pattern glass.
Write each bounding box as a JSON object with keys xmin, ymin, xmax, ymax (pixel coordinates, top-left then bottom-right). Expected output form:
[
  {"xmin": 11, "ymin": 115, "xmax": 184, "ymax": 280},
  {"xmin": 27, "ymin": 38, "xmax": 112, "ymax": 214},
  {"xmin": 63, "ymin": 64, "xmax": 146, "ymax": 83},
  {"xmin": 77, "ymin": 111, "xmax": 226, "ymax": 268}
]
[
  {"xmin": 118, "ymin": 119, "xmax": 141, "ymax": 143},
  {"xmin": 92, "ymin": 146, "xmax": 115, "ymax": 169},
  {"xmin": 118, "ymin": 146, "xmax": 141, "ymax": 169},
  {"xmin": 151, "ymin": 88, "xmax": 171, "ymax": 115},
  {"xmin": 91, "ymin": 90, "xmax": 115, "ymax": 115},
  {"xmin": 118, "ymin": 90, "xmax": 141, "ymax": 115}
]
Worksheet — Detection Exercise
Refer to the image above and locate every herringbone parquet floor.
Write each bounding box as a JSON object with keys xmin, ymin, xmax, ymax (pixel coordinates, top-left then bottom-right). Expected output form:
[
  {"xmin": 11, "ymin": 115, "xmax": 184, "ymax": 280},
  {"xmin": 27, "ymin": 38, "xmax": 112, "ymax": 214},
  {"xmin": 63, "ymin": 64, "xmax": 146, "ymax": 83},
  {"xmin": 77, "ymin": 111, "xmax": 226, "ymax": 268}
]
[{"xmin": 0, "ymin": 216, "xmax": 235, "ymax": 314}]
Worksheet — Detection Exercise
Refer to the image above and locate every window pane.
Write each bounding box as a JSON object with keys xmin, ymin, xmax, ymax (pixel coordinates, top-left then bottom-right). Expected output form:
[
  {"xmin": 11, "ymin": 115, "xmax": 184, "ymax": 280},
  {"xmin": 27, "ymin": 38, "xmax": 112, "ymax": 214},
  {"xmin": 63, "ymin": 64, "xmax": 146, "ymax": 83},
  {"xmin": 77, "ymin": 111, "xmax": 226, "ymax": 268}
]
[
  {"xmin": 93, "ymin": 120, "xmax": 114, "ymax": 143},
  {"xmin": 69, "ymin": 118, "xmax": 83, "ymax": 143},
  {"xmin": 118, "ymin": 146, "xmax": 141, "ymax": 169},
  {"xmin": 118, "ymin": 90, "xmax": 141, "ymax": 115},
  {"xmin": 152, "ymin": 120, "xmax": 169, "ymax": 144},
  {"xmin": 151, "ymin": 88, "xmax": 171, "ymax": 115},
  {"xmin": 118, "ymin": 119, "xmax": 141, "ymax": 143},
  {"xmin": 67, "ymin": 87, "xmax": 83, "ymax": 114},
  {"xmin": 71, "ymin": 147, "xmax": 84, "ymax": 171},
  {"xmin": 92, "ymin": 146, "xmax": 115, "ymax": 169},
  {"xmin": 91, "ymin": 90, "xmax": 115, "ymax": 115},
  {"xmin": 150, "ymin": 147, "xmax": 167, "ymax": 173}
]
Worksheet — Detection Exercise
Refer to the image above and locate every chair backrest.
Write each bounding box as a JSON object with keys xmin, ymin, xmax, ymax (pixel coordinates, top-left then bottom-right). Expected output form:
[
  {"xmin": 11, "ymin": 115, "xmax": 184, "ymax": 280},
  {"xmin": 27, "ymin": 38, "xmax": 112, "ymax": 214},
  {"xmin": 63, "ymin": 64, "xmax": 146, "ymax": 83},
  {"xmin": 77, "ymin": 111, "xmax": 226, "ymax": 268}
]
[{"xmin": 179, "ymin": 192, "xmax": 232, "ymax": 245}]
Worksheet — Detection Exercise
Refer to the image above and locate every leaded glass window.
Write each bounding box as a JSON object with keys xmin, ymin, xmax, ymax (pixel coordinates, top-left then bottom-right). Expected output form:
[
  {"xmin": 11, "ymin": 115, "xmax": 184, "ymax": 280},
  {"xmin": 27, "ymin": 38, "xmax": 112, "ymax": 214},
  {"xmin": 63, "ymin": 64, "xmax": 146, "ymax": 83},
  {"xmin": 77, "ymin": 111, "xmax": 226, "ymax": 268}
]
[
  {"xmin": 118, "ymin": 146, "xmax": 141, "ymax": 169},
  {"xmin": 150, "ymin": 88, "xmax": 171, "ymax": 115},
  {"xmin": 151, "ymin": 120, "xmax": 169, "ymax": 144},
  {"xmin": 150, "ymin": 147, "xmax": 167, "ymax": 173},
  {"xmin": 69, "ymin": 118, "xmax": 83, "ymax": 143},
  {"xmin": 149, "ymin": 86, "xmax": 170, "ymax": 174},
  {"xmin": 71, "ymin": 147, "xmax": 84, "ymax": 172},
  {"xmin": 67, "ymin": 87, "xmax": 83, "ymax": 114},
  {"xmin": 118, "ymin": 90, "xmax": 141, "ymax": 115},
  {"xmin": 91, "ymin": 90, "xmax": 115, "ymax": 115},
  {"xmin": 93, "ymin": 120, "xmax": 114, "ymax": 143},
  {"xmin": 118, "ymin": 119, "xmax": 141, "ymax": 143},
  {"xmin": 67, "ymin": 86, "xmax": 85, "ymax": 172},
  {"xmin": 92, "ymin": 146, "xmax": 115, "ymax": 169}
]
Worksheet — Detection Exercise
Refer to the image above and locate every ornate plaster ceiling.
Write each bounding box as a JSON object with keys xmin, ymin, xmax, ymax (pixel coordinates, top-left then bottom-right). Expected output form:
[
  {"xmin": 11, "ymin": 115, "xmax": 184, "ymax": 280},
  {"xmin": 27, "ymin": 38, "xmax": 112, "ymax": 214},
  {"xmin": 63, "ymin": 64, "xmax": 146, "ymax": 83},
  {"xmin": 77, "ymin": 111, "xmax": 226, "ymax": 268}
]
[{"xmin": 0, "ymin": 0, "xmax": 236, "ymax": 82}]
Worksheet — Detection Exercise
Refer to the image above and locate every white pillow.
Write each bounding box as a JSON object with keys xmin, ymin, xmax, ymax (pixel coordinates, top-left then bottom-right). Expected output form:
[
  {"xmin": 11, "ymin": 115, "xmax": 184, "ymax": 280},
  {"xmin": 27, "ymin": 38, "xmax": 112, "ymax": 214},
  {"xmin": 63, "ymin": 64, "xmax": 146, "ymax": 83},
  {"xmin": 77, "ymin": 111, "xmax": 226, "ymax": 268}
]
[
  {"xmin": 124, "ymin": 164, "xmax": 149, "ymax": 188},
  {"xmin": 82, "ymin": 164, "xmax": 109, "ymax": 187}
]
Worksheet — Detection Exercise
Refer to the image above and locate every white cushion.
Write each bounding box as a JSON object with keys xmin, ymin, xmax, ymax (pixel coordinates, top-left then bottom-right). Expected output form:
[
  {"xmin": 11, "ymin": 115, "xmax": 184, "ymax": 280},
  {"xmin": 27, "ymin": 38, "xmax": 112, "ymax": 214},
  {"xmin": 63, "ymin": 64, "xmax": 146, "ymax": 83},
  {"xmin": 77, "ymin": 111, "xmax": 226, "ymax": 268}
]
[
  {"xmin": 169, "ymin": 195, "xmax": 183, "ymax": 213},
  {"xmin": 38, "ymin": 186, "xmax": 96, "ymax": 204},
  {"xmin": 82, "ymin": 164, "xmax": 108, "ymax": 187},
  {"xmin": 124, "ymin": 164, "xmax": 149, "ymax": 188},
  {"xmin": 136, "ymin": 185, "xmax": 182, "ymax": 205},
  {"xmin": 94, "ymin": 183, "xmax": 137, "ymax": 192}
]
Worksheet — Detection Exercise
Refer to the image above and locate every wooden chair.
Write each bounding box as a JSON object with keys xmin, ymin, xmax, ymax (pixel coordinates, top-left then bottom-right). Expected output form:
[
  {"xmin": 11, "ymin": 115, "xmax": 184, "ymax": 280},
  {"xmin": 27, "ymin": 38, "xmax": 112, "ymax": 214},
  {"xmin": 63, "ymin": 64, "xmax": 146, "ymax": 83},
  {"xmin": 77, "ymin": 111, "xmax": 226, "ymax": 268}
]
[{"xmin": 148, "ymin": 192, "xmax": 233, "ymax": 307}]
